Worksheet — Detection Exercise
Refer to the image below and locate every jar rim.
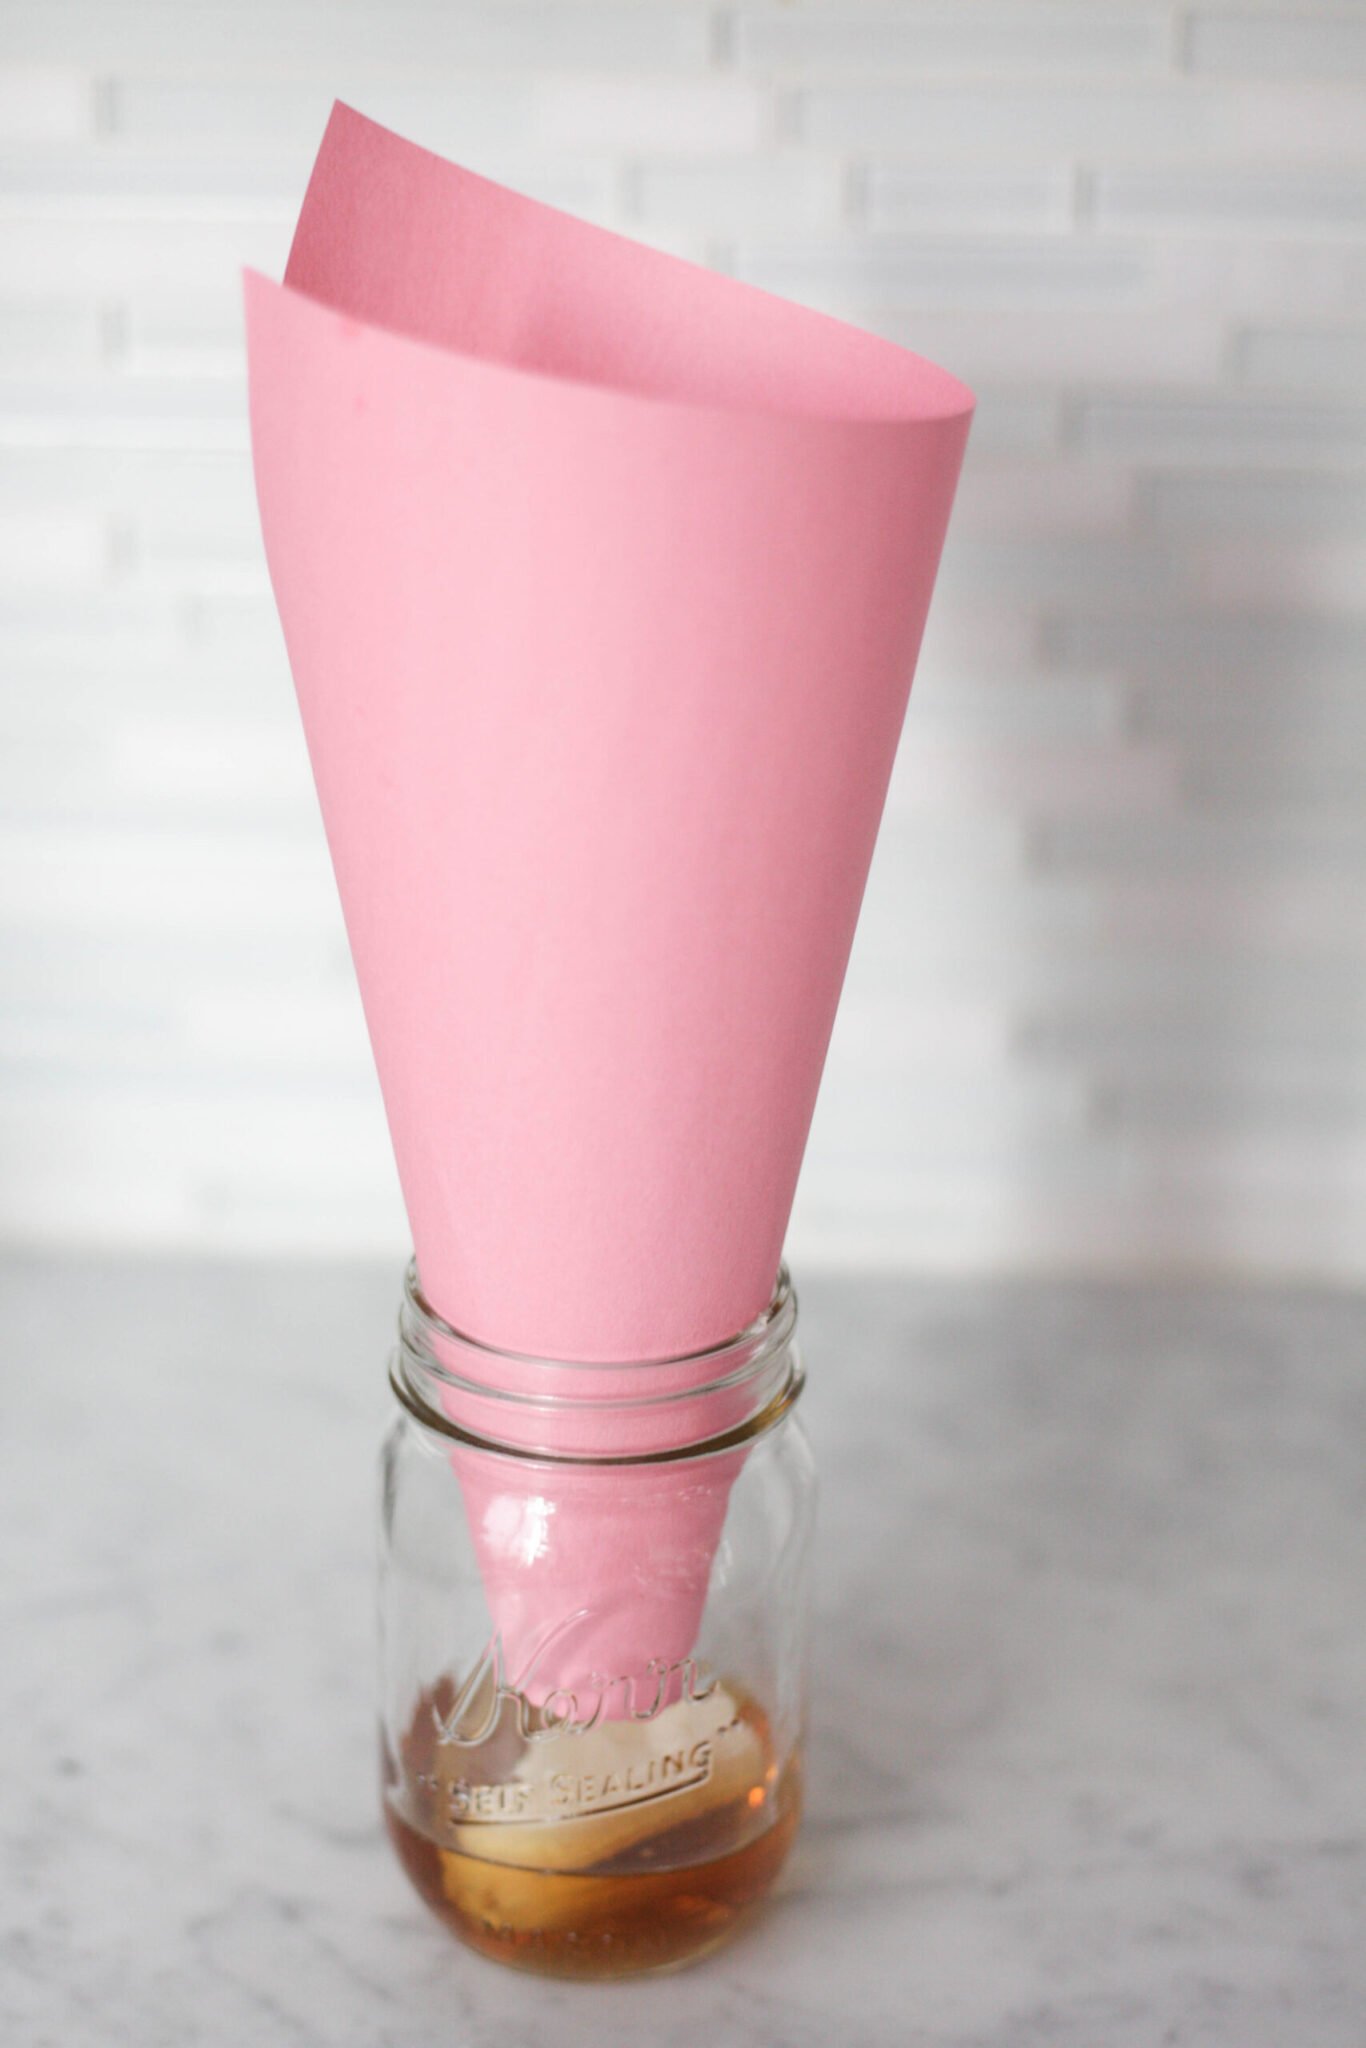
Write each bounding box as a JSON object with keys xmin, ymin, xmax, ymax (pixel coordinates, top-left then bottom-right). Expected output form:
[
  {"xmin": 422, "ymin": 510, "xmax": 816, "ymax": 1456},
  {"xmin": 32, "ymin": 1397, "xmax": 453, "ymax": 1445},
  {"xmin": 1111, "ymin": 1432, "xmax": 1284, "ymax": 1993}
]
[
  {"xmin": 387, "ymin": 1359, "xmax": 805, "ymax": 1467},
  {"xmin": 403, "ymin": 1258, "xmax": 796, "ymax": 1375},
  {"xmin": 391, "ymin": 1259, "xmax": 803, "ymax": 1465}
]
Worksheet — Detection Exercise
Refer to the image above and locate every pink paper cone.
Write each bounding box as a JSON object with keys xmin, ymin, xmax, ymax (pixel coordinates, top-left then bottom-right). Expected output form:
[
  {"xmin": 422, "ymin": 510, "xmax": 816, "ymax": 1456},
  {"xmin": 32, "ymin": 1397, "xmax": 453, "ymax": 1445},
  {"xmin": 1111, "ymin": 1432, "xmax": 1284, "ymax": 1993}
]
[{"xmin": 244, "ymin": 103, "xmax": 973, "ymax": 1693}]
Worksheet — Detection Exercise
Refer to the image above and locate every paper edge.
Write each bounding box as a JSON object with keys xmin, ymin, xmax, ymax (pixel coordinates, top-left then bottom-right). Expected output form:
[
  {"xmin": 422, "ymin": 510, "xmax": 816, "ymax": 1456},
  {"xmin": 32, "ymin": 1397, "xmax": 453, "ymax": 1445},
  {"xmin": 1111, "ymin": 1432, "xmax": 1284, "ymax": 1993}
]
[{"xmin": 256, "ymin": 97, "xmax": 976, "ymax": 433}]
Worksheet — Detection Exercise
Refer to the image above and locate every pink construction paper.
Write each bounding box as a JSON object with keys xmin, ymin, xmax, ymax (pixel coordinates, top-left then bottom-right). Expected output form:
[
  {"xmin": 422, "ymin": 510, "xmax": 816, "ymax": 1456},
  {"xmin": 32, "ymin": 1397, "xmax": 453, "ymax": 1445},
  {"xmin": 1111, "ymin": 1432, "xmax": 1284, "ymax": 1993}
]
[
  {"xmin": 244, "ymin": 102, "xmax": 972, "ymax": 1696},
  {"xmin": 246, "ymin": 103, "xmax": 971, "ymax": 1364}
]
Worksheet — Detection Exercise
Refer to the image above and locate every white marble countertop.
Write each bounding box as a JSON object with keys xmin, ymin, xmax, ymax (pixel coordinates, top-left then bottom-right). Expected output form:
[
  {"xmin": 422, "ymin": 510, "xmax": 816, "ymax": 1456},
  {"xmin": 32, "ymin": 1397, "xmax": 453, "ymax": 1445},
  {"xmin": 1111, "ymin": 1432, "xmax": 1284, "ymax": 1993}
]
[{"xmin": 3, "ymin": 1256, "xmax": 1364, "ymax": 2046}]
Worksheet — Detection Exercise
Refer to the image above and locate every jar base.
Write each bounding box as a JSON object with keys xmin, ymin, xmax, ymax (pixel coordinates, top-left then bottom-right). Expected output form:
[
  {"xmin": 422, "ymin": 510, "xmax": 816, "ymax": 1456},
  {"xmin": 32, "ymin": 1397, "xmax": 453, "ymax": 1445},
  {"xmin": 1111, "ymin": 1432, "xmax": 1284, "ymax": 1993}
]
[
  {"xmin": 383, "ymin": 1676, "xmax": 802, "ymax": 1980},
  {"xmin": 386, "ymin": 1784, "xmax": 800, "ymax": 1978}
]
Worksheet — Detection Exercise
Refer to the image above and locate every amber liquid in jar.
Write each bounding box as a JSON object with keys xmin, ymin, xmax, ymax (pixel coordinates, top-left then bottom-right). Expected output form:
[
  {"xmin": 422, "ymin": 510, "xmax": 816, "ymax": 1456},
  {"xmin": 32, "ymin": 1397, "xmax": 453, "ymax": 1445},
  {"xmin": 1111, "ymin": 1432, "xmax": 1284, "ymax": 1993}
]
[{"xmin": 383, "ymin": 1668, "xmax": 802, "ymax": 1979}]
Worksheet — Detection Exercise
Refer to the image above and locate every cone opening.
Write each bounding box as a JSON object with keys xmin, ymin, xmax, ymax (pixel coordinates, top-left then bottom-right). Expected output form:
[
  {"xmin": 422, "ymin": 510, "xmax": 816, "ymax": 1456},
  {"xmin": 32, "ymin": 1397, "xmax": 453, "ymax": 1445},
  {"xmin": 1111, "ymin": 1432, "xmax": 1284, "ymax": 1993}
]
[{"xmin": 274, "ymin": 100, "xmax": 975, "ymax": 431}]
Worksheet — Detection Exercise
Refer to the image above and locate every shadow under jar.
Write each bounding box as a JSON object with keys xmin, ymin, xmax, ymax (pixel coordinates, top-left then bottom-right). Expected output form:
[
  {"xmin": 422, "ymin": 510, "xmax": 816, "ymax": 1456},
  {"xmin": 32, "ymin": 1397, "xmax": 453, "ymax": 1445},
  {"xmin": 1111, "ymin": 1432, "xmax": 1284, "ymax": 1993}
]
[{"xmin": 378, "ymin": 1262, "xmax": 816, "ymax": 1980}]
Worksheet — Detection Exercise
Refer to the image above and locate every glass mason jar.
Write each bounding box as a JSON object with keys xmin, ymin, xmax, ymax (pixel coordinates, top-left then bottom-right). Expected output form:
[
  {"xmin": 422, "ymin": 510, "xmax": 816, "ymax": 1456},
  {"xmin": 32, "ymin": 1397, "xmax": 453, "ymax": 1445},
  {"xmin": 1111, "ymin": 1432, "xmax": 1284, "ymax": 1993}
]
[{"xmin": 378, "ymin": 1259, "xmax": 815, "ymax": 1979}]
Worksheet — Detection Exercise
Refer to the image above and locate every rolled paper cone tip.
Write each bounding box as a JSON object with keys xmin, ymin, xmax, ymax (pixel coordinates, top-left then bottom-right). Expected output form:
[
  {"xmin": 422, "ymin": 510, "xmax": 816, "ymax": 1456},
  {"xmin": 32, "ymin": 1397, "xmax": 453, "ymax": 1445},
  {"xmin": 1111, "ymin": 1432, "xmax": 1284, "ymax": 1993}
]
[
  {"xmin": 246, "ymin": 104, "xmax": 972, "ymax": 1682},
  {"xmin": 450, "ymin": 1449, "xmax": 741, "ymax": 1711}
]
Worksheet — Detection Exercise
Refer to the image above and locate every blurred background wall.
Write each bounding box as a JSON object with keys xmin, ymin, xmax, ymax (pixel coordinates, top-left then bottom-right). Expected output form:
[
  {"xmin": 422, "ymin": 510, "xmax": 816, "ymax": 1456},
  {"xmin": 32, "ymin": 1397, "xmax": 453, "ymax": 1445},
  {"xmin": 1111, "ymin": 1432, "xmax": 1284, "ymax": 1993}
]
[{"xmin": 2, "ymin": 0, "xmax": 1364, "ymax": 1281}]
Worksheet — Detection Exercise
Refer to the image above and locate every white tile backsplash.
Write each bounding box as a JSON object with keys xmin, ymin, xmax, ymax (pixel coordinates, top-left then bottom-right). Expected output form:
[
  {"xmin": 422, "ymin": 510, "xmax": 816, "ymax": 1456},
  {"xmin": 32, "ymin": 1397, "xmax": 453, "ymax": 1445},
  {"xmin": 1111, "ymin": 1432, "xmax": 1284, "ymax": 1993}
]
[
  {"xmin": 1140, "ymin": 470, "xmax": 1366, "ymax": 535},
  {"xmin": 736, "ymin": 5, "xmax": 1173, "ymax": 77},
  {"xmin": 1, "ymin": 0, "xmax": 1364, "ymax": 1284},
  {"xmin": 886, "ymin": 305, "xmax": 1227, "ymax": 386},
  {"xmin": 1235, "ymin": 324, "xmax": 1366, "ymax": 392},
  {"xmin": 1093, "ymin": 166, "xmax": 1366, "ymax": 232},
  {"xmin": 863, "ymin": 163, "xmax": 1076, "ymax": 234},
  {"xmin": 1076, "ymin": 394, "xmax": 1366, "ymax": 465},
  {"xmin": 734, "ymin": 236, "xmax": 1153, "ymax": 308},
  {"xmin": 1186, "ymin": 9, "xmax": 1366, "ymax": 79},
  {"xmin": 0, "ymin": 65, "xmax": 94, "ymax": 142},
  {"xmin": 801, "ymin": 76, "xmax": 1366, "ymax": 165},
  {"xmin": 633, "ymin": 151, "xmax": 845, "ymax": 233}
]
